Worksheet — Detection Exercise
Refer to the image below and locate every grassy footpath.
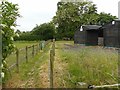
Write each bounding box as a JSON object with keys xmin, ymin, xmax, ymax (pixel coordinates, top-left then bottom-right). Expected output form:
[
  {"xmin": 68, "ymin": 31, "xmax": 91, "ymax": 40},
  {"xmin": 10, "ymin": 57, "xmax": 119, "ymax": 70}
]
[
  {"xmin": 53, "ymin": 41, "xmax": 72, "ymax": 88},
  {"xmin": 56, "ymin": 41, "xmax": 118, "ymax": 88},
  {"xmin": 5, "ymin": 42, "xmax": 51, "ymax": 88}
]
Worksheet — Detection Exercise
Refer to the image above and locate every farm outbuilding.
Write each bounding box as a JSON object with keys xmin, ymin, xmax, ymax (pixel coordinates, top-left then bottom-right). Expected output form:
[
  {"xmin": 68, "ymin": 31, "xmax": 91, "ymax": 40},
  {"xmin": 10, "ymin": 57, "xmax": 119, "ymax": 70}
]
[
  {"xmin": 74, "ymin": 29, "xmax": 86, "ymax": 44},
  {"xmin": 104, "ymin": 20, "xmax": 120, "ymax": 48},
  {"xmin": 74, "ymin": 20, "xmax": 120, "ymax": 48},
  {"xmin": 74, "ymin": 25, "xmax": 103, "ymax": 46}
]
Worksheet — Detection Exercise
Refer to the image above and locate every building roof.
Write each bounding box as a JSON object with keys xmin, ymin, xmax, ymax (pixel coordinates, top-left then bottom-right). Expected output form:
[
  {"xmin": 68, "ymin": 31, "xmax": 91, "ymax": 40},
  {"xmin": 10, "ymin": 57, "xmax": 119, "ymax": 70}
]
[{"xmin": 83, "ymin": 25, "xmax": 102, "ymax": 30}]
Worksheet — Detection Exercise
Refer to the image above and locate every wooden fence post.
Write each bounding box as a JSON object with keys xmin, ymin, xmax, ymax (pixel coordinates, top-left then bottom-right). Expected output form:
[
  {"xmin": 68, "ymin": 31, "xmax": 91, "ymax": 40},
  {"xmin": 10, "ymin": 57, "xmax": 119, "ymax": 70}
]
[
  {"xmin": 26, "ymin": 46, "xmax": 28, "ymax": 63},
  {"xmin": 35, "ymin": 45, "xmax": 37, "ymax": 54},
  {"xmin": 16, "ymin": 49, "xmax": 19, "ymax": 73},
  {"xmin": 52, "ymin": 39, "xmax": 55, "ymax": 56},
  {"xmin": 39, "ymin": 42, "xmax": 41, "ymax": 51},
  {"xmin": 40, "ymin": 42, "xmax": 42, "ymax": 50},
  {"xmin": 50, "ymin": 49, "xmax": 54, "ymax": 88},
  {"xmin": 38, "ymin": 44, "xmax": 39, "ymax": 52},
  {"xmin": 36, "ymin": 44, "xmax": 38, "ymax": 54},
  {"xmin": 32, "ymin": 45, "xmax": 34, "ymax": 57}
]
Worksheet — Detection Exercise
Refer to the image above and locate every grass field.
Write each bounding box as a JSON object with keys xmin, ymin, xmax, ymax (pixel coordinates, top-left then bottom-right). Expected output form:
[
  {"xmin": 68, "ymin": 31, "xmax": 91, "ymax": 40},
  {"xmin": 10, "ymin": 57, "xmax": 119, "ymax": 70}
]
[
  {"xmin": 5, "ymin": 41, "xmax": 119, "ymax": 88},
  {"xmin": 13, "ymin": 41, "xmax": 39, "ymax": 49},
  {"xmin": 56, "ymin": 41, "xmax": 118, "ymax": 88}
]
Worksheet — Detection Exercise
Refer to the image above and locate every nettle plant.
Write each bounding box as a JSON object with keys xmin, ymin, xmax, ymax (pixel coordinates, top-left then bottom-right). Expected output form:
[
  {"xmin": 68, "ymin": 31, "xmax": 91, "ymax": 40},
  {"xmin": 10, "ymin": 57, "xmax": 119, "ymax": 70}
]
[{"xmin": 1, "ymin": 0, "xmax": 20, "ymax": 83}]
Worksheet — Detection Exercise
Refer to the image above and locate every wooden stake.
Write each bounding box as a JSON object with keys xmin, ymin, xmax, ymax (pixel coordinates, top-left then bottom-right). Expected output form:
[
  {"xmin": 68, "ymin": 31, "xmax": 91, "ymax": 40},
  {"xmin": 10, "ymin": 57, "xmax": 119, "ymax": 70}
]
[
  {"xmin": 16, "ymin": 49, "xmax": 19, "ymax": 73},
  {"xmin": 26, "ymin": 46, "xmax": 28, "ymax": 63},
  {"xmin": 50, "ymin": 49, "xmax": 53, "ymax": 88},
  {"xmin": 32, "ymin": 45, "xmax": 34, "ymax": 57}
]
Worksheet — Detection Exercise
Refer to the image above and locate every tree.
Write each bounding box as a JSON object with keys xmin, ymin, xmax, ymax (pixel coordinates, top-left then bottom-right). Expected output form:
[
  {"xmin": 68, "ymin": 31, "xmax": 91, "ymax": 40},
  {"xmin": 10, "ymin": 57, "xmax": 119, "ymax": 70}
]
[
  {"xmin": 15, "ymin": 31, "xmax": 40, "ymax": 41},
  {"xmin": 14, "ymin": 22, "xmax": 56, "ymax": 41},
  {"xmin": 15, "ymin": 29, "xmax": 21, "ymax": 35},
  {"xmin": 31, "ymin": 22, "xmax": 55, "ymax": 40},
  {"xmin": 97, "ymin": 12, "xmax": 117, "ymax": 25},
  {"xmin": 1, "ymin": 0, "xmax": 20, "ymax": 83},
  {"xmin": 53, "ymin": 1, "xmax": 98, "ymax": 39}
]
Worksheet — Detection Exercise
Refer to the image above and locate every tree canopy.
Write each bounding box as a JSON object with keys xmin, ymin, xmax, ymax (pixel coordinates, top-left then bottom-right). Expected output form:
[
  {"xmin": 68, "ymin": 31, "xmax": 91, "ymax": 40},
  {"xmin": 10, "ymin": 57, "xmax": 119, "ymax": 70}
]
[
  {"xmin": 15, "ymin": 22, "xmax": 55, "ymax": 41},
  {"xmin": 97, "ymin": 12, "xmax": 117, "ymax": 25},
  {"xmin": 31, "ymin": 22, "xmax": 55, "ymax": 40}
]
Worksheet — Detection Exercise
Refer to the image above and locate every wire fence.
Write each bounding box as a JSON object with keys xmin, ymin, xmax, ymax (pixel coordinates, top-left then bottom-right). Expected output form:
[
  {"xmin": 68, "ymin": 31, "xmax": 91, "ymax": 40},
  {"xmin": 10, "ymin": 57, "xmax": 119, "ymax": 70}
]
[{"xmin": 5, "ymin": 40, "xmax": 51, "ymax": 74}]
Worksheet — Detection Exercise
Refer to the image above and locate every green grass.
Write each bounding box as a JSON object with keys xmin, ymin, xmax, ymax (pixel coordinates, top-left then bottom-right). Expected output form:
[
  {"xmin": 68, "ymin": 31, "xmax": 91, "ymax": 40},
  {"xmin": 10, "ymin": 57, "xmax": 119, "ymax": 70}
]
[
  {"xmin": 56, "ymin": 41, "xmax": 118, "ymax": 88},
  {"xmin": 13, "ymin": 41, "xmax": 39, "ymax": 49}
]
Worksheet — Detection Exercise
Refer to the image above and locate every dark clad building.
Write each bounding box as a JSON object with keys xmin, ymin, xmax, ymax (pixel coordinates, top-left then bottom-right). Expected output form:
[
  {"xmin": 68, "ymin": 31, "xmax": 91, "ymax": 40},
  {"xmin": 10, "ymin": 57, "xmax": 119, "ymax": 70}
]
[
  {"xmin": 74, "ymin": 25, "xmax": 103, "ymax": 46},
  {"xmin": 104, "ymin": 20, "xmax": 120, "ymax": 48},
  {"xmin": 74, "ymin": 20, "xmax": 120, "ymax": 48}
]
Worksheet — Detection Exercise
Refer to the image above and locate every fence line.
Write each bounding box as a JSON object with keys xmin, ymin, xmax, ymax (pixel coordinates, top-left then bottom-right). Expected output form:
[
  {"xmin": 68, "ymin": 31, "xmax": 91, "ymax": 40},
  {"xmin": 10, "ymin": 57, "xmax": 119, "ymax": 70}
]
[{"xmin": 6, "ymin": 40, "xmax": 51, "ymax": 74}]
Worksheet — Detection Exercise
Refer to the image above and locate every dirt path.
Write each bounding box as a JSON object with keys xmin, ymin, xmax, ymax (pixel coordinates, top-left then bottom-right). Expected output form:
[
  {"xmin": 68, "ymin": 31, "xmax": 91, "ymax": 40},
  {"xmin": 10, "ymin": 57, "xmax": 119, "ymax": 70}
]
[
  {"xmin": 36, "ymin": 42, "xmax": 68, "ymax": 88},
  {"xmin": 38, "ymin": 54, "xmax": 50, "ymax": 88},
  {"xmin": 37, "ymin": 42, "xmax": 68, "ymax": 88}
]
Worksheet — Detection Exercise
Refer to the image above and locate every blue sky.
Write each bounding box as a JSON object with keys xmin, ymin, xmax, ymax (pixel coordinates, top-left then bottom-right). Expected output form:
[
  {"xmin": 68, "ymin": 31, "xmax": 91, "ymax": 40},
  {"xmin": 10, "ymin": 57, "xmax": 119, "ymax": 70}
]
[{"xmin": 8, "ymin": 0, "xmax": 120, "ymax": 31}]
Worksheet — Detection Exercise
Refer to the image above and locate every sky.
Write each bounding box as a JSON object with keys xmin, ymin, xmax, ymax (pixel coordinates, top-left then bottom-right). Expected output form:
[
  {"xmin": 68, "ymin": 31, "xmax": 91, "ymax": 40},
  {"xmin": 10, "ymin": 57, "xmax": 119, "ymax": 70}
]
[{"xmin": 8, "ymin": 0, "xmax": 120, "ymax": 31}]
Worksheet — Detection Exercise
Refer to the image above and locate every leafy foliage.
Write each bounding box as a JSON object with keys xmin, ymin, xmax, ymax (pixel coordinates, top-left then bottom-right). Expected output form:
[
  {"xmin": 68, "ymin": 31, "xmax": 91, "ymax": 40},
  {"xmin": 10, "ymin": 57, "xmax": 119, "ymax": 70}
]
[
  {"xmin": 97, "ymin": 12, "xmax": 117, "ymax": 25},
  {"xmin": 32, "ymin": 22, "xmax": 55, "ymax": 40},
  {"xmin": 14, "ymin": 31, "xmax": 41, "ymax": 41},
  {"xmin": 16, "ymin": 22, "xmax": 55, "ymax": 41},
  {"xmin": 53, "ymin": 1, "xmax": 98, "ymax": 40},
  {"xmin": 1, "ymin": 0, "xmax": 20, "ymax": 83},
  {"xmin": 14, "ymin": 22, "xmax": 55, "ymax": 41},
  {"xmin": 1, "ymin": 0, "xmax": 20, "ymax": 60}
]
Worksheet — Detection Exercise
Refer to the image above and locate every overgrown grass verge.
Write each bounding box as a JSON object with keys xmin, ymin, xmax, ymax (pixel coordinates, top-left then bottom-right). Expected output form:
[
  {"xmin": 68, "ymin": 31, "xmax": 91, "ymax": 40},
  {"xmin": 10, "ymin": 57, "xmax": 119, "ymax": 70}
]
[{"xmin": 57, "ymin": 41, "xmax": 118, "ymax": 88}]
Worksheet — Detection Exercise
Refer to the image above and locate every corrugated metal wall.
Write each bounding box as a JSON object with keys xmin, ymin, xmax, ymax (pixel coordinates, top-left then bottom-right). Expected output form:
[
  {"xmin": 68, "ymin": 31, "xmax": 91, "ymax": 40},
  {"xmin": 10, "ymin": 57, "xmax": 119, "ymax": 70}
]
[
  {"xmin": 86, "ymin": 30, "xmax": 98, "ymax": 46},
  {"xmin": 118, "ymin": 21, "xmax": 120, "ymax": 48},
  {"xmin": 74, "ymin": 30, "xmax": 85, "ymax": 44},
  {"xmin": 104, "ymin": 20, "xmax": 120, "ymax": 48}
]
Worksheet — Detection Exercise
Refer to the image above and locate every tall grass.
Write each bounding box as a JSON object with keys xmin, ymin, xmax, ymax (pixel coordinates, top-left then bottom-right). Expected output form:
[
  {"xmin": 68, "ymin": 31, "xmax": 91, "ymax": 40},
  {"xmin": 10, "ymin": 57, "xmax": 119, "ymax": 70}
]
[{"xmin": 58, "ymin": 41, "xmax": 118, "ymax": 88}]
